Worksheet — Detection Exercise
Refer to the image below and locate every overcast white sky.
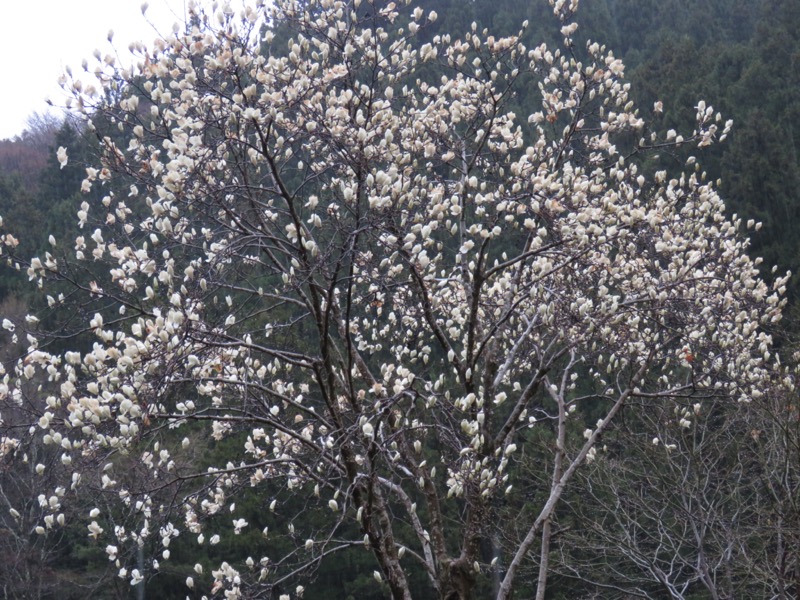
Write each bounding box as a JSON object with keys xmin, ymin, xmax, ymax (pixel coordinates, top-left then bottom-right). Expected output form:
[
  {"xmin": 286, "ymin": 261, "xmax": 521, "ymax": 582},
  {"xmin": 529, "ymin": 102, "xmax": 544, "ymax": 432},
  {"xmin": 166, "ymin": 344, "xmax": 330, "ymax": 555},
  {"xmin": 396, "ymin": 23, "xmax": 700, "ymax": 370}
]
[{"xmin": 0, "ymin": 0, "xmax": 190, "ymax": 139}]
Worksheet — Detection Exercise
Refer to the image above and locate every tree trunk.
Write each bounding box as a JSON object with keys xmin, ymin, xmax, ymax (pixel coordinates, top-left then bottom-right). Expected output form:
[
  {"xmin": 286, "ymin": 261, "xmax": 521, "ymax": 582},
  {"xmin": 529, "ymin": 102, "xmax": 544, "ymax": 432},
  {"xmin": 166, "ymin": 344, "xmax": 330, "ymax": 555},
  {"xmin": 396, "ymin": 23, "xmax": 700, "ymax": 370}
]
[
  {"xmin": 440, "ymin": 556, "xmax": 476, "ymax": 600},
  {"xmin": 535, "ymin": 518, "xmax": 552, "ymax": 600}
]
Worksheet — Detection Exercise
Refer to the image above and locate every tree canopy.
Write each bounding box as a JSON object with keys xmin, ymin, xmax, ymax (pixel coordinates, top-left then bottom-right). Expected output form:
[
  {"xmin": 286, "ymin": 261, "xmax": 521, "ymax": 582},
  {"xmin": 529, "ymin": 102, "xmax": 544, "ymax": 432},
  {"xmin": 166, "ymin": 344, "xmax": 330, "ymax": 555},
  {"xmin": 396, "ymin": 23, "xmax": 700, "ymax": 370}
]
[{"xmin": 0, "ymin": 0, "xmax": 795, "ymax": 599}]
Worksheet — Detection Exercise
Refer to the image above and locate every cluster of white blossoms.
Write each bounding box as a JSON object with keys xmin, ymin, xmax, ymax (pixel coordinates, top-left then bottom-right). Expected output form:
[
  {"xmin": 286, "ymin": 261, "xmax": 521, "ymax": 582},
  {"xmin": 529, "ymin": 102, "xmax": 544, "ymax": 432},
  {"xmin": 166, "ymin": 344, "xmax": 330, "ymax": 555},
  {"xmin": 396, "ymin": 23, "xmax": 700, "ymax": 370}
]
[{"xmin": 0, "ymin": 0, "xmax": 788, "ymax": 597}]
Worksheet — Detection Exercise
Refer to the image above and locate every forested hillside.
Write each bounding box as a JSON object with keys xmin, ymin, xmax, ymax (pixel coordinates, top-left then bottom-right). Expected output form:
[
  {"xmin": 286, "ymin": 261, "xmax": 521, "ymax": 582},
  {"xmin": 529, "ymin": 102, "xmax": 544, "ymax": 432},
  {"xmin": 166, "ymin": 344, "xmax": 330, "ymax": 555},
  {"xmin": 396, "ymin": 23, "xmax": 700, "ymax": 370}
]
[{"xmin": 0, "ymin": 1, "xmax": 797, "ymax": 599}]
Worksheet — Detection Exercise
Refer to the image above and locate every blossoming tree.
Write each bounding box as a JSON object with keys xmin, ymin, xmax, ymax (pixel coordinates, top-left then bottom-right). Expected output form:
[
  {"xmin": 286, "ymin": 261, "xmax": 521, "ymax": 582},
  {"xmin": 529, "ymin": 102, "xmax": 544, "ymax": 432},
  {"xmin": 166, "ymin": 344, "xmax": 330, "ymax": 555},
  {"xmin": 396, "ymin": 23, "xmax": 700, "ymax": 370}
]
[{"xmin": 0, "ymin": 0, "xmax": 788, "ymax": 598}]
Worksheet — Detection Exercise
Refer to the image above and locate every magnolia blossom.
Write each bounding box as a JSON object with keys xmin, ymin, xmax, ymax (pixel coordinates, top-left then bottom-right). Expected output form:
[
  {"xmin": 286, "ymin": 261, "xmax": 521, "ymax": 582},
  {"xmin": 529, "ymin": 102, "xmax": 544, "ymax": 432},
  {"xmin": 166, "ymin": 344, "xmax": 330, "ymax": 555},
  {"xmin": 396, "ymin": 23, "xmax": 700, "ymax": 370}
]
[
  {"xmin": 0, "ymin": 0, "xmax": 786, "ymax": 598},
  {"xmin": 56, "ymin": 146, "xmax": 68, "ymax": 169}
]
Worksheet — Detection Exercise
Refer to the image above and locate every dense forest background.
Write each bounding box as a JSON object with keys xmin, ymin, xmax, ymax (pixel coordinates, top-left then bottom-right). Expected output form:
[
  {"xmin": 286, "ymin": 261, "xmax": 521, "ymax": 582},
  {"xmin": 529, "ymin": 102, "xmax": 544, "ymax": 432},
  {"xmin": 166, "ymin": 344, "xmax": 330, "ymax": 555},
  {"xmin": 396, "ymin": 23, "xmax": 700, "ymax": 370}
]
[{"xmin": 0, "ymin": 0, "xmax": 798, "ymax": 598}]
